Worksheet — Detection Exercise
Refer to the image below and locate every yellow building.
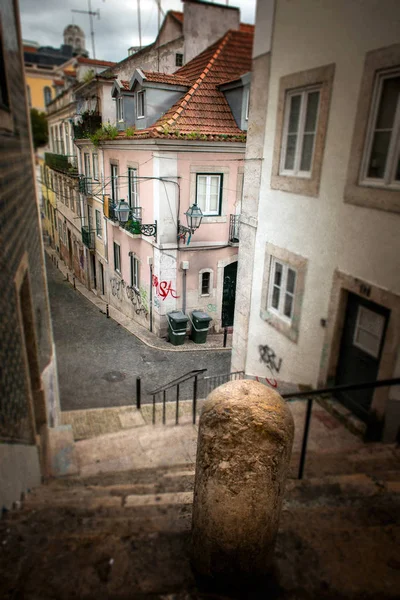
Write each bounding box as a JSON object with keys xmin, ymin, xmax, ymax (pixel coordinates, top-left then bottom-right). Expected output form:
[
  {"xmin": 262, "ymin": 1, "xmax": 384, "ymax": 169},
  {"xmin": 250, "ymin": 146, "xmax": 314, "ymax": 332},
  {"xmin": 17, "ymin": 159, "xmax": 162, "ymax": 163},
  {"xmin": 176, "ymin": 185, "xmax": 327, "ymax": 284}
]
[{"xmin": 40, "ymin": 159, "xmax": 59, "ymax": 250}]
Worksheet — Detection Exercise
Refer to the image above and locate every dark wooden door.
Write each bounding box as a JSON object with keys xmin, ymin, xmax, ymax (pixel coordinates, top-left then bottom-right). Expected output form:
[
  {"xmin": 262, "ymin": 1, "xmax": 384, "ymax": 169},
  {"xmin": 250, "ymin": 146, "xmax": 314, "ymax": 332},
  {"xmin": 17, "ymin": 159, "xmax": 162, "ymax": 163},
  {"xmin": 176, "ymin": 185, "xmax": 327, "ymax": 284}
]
[
  {"xmin": 335, "ymin": 293, "xmax": 389, "ymax": 421},
  {"xmin": 222, "ymin": 261, "xmax": 238, "ymax": 328},
  {"xmin": 91, "ymin": 253, "xmax": 97, "ymax": 290}
]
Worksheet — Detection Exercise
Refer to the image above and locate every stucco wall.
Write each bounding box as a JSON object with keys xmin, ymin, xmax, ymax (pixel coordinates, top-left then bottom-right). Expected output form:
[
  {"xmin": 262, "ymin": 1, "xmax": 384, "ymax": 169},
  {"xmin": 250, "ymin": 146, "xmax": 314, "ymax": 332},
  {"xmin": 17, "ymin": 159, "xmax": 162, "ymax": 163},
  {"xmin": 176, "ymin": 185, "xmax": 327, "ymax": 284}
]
[{"xmin": 239, "ymin": 0, "xmax": 400, "ymax": 391}]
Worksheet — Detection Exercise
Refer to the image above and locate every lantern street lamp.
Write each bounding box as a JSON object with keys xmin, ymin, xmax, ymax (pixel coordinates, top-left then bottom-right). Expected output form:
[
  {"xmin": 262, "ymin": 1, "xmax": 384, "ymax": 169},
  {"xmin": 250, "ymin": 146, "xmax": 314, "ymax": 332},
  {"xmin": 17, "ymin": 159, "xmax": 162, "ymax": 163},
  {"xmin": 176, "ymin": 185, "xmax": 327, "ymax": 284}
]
[
  {"xmin": 114, "ymin": 200, "xmax": 130, "ymax": 223},
  {"xmin": 112, "ymin": 198, "xmax": 157, "ymax": 238},
  {"xmin": 178, "ymin": 203, "xmax": 203, "ymax": 244}
]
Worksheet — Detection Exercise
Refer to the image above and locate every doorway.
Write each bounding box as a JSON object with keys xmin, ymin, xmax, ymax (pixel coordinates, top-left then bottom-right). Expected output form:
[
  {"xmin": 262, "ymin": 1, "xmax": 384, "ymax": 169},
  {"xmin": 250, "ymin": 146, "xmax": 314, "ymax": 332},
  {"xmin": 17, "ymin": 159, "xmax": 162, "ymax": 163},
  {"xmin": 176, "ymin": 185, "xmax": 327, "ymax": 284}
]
[
  {"xmin": 221, "ymin": 261, "xmax": 238, "ymax": 328},
  {"xmin": 335, "ymin": 292, "xmax": 390, "ymax": 422},
  {"xmin": 99, "ymin": 261, "xmax": 105, "ymax": 295},
  {"xmin": 91, "ymin": 253, "xmax": 97, "ymax": 290},
  {"xmin": 67, "ymin": 229, "xmax": 73, "ymax": 269}
]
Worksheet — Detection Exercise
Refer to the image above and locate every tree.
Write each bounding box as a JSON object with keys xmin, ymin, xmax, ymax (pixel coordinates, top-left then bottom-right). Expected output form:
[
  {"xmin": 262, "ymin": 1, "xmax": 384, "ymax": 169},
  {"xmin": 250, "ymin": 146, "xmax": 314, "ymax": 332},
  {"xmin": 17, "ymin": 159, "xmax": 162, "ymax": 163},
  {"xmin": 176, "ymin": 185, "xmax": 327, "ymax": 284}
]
[{"xmin": 30, "ymin": 108, "xmax": 48, "ymax": 149}]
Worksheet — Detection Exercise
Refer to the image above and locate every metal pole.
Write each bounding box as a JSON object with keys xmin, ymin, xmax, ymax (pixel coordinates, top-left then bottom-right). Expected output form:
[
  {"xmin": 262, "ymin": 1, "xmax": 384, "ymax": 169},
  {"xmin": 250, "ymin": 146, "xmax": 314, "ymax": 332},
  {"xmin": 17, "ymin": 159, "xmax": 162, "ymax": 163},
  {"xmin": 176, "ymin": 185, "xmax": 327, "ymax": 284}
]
[
  {"xmin": 88, "ymin": 0, "xmax": 96, "ymax": 59},
  {"xmin": 73, "ymin": 276, "xmax": 76, "ymax": 289},
  {"xmin": 137, "ymin": 0, "xmax": 142, "ymax": 50},
  {"xmin": 136, "ymin": 377, "xmax": 141, "ymax": 409},
  {"xmin": 298, "ymin": 398, "xmax": 313, "ymax": 480},
  {"xmin": 152, "ymin": 394, "xmax": 156, "ymax": 425},
  {"xmin": 163, "ymin": 390, "xmax": 166, "ymax": 425},
  {"xmin": 106, "ymin": 303, "xmax": 109, "ymax": 318},
  {"xmin": 66, "ymin": 272, "xmax": 69, "ymax": 282},
  {"xmin": 149, "ymin": 262, "xmax": 153, "ymax": 333},
  {"xmin": 182, "ymin": 268, "xmax": 187, "ymax": 314},
  {"xmin": 193, "ymin": 375, "xmax": 198, "ymax": 425},
  {"xmin": 223, "ymin": 327, "xmax": 228, "ymax": 348},
  {"xmin": 176, "ymin": 384, "xmax": 180, "ymax": 425}
]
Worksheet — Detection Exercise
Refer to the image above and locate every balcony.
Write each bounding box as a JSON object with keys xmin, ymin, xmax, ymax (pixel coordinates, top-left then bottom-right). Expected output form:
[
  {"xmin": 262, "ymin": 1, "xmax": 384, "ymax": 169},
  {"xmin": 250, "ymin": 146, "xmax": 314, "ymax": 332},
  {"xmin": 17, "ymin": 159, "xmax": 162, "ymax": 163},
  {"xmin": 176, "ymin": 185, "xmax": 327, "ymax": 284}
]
[
  {"xmin": 229, "ymin": 214, "xmax": 240, "ymax": 244},
  {"xmin": 106, "ymin": 203, "xmax": 142, "ymax": 223},
  {"xmin": 81, "ymin": 226, "xmax": 95, "ymax": 249},
  {"xmin": 78, "ymin": 176, "xmax": 95, "ymax": 196},
  {"xmin": 45, "ymin": 152, "xmax": 78, "ymax": 175},
  {"xmin": 73, "ymin": 113, "xmax": 102, "ymax": 140}
]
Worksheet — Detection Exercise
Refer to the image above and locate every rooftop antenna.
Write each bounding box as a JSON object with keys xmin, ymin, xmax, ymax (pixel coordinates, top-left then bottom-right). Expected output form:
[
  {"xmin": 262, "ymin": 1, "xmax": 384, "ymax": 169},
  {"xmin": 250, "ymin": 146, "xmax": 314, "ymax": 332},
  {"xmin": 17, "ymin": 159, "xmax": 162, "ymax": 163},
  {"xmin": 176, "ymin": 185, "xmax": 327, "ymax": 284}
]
[
  {"xmin": 137, "ymin": 0, "xmax": 142, "ymax": 50},
  {"xmin": 71, "ymin": 0, "xmax": 100, "ymax": 59}
]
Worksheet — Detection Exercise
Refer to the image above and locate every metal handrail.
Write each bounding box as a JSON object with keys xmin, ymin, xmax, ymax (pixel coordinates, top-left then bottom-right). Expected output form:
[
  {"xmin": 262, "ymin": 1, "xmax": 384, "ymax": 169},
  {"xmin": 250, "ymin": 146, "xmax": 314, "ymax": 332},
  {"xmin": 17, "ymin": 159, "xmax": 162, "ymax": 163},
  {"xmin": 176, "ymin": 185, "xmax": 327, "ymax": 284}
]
[
  {"xmin": 281, "ymin": 377, "xmax": 400, "ymax": 480},
  {"xmin": 149, "ymin": 368, "xmax": 207, "ymax": 426}
]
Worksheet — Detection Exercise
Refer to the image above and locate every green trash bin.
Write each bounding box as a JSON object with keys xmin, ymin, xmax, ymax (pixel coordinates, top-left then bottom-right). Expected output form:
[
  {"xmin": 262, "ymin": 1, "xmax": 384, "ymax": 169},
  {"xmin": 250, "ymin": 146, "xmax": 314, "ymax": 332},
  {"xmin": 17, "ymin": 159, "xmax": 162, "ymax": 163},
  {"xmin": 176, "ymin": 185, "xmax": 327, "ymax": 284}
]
[
  {"xmin": 190, "ymin": 310, "xmax": 212, "ymax": 344},
  {"xmin": 167, "ymin": 310, "xmax": 189, "ymax": 346}
]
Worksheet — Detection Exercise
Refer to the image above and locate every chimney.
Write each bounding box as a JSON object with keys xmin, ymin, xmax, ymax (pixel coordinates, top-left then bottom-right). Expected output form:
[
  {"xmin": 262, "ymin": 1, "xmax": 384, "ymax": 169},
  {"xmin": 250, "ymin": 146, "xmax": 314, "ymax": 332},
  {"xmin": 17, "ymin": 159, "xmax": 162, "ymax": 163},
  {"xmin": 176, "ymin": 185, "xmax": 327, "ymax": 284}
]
[{"xmin": 183, "ymin": 0, "xmax": 240, "ymax": 64}]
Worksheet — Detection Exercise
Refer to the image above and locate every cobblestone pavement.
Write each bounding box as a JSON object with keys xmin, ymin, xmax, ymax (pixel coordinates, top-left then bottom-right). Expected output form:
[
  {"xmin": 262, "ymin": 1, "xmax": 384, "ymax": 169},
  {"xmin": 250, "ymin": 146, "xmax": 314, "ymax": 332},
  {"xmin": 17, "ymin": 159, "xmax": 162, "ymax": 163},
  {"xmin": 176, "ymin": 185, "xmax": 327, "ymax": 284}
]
[{"xmin": 46, "ymin": 257, "xmax": 231, "ymax": 411}]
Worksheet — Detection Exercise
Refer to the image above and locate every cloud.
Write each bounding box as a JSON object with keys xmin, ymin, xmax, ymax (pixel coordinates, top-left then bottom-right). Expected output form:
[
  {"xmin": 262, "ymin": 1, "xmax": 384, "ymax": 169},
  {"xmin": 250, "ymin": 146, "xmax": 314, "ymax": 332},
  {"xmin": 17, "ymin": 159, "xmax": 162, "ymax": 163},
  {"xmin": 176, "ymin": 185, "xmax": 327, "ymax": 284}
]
[{"xmin": 19, "ymin": 0, "xmax": 256, "ymax": 63}]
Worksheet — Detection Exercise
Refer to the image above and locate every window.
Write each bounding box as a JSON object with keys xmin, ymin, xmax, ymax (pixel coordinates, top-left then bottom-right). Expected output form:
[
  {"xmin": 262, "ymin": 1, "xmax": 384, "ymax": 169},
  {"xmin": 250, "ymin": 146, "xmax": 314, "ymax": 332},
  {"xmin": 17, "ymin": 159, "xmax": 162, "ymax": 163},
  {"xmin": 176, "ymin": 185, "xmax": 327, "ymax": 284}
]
[
  {"xmin": 245, "ymin": 88, "xmax": 250, "ymax": 121},
  {"xmin": 116, "ymin": 96, "xmax": 124, "ymax": 121},
  {"xmin": 128, "ymin": 167, "xmax": 138, "ymax": 208},
  {"xmin": 280, "ymin": 88, "xmax": 320, "ymax": 177},
  {"xmin": 92, "ymin": 153, "xmax": 99, "ymax": 180},
  {"xmin": 271, "ymin": 63, "xmax": 335, "ymax": 197},
  {"xmin": 111, "ymin": 164, "xmax": 118, "ymax": 201},
  {"xmin": 27, "ymin": 85, "xmax": 31, "ymax": 108},
  {"xmin": 201, "ymin": 272, "xmax": 211, "ymax": 295},
  {"xmin": 267, "ymin": 259, "xmax": 297, "ymax": 322},
  {"xmin": 84, "ymin": 153, "xmax": 91, "ymax": 177},
  {"xmin": 44, "ymin": 86, "xmax": 52, "ymax": 106},
  {"xmin": 95, "ymin": 209, "xmax": 102, "ymax": 238},
  {"xmin": 196, "ymin": 174, "xmax": 222, "ymax": 215},
  {"xmin": 175, "ymin": 53, "xmax": 183, "ymax": 67},
  {"xmin": 260, "ymin": 243, "xmax": 307, "ymax": 343},
  {"xmin": 65, "ymin": 182, "xmax": 69, "ymax": 208},
  {"xmin": 114, "ymin": 242, "xmax": 121, "ymax": 273},
  {"xmin": 361, "ymin": 72, "xmax": 400, "ymax": 188},
  {"xmin": 130, "ymin": 254, "xmax": 139, "ymax": 289},
  {"xmin": 353, "ymin": 306, "xmax": 385, "ymax": 358},
  {"xmin": 137, "ymin": 90, "xmax": 145, "ymax": 118}
]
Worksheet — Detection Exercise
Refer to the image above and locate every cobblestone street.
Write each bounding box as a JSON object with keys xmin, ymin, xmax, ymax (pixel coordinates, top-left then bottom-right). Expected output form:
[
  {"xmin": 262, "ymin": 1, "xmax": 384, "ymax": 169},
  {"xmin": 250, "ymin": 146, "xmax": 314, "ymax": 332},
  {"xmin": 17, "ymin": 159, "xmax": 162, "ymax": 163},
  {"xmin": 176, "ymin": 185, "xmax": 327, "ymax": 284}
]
[{"xmin": 46, "ymin": 257, "xmax": 231, "ymax": 411}]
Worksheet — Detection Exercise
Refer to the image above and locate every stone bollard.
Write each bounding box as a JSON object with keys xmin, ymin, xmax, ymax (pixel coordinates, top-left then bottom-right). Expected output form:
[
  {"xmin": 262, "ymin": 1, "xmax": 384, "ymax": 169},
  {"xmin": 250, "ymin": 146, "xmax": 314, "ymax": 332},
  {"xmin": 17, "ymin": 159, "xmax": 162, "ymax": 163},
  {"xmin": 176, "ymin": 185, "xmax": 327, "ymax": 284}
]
[{"xmin": 191, "ymin": 379, "xmax": 294, "ymax": 588}]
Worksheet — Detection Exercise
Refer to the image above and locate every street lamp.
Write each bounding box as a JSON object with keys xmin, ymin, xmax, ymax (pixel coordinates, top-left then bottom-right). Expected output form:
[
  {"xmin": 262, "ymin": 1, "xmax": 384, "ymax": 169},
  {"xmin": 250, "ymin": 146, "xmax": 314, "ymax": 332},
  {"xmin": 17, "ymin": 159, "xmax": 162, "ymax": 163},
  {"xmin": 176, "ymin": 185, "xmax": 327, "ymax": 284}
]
[
  {"xmin": 113, "ymin": 198, "xmax": 157, "ymax": 238},
  {"xmin": 178, "ymin": 202, "xmax": 203, "ymax": 243},
  {"xmin": 114, "ymin": 200, "xmax": 130, "ymax": 223}
]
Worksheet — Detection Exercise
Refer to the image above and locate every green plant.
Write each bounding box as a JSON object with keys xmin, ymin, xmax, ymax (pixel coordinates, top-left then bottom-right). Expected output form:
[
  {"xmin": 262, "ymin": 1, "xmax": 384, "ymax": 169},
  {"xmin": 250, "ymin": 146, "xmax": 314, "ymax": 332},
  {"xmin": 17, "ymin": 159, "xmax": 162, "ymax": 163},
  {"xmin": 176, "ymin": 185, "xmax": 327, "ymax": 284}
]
[
  {"xmin": 89, "ymin": 123, "xmax": 119, "ymax": 147},
  {"xmin": 82, "ymin": 69, "xmax": 95, "ymax": 84},
  {"xmin": 125, "ymin": 126, "xmax": 136, "ymax": 137},
  {"xmin": 30, "ymin": 109, "xmax": 48, "ymax": 149}
]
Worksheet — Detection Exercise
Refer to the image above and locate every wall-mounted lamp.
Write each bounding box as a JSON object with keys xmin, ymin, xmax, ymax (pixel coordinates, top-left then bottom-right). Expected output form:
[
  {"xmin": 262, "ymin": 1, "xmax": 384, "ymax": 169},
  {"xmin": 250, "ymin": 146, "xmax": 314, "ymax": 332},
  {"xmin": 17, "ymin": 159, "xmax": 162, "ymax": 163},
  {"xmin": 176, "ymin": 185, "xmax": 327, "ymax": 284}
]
[
  {"xmin": 113, "ymin": 199, "xmax": 157, "ymax": 238},
  {"xmin": 178, "ymin": 203, "xmax": 203, "ymax": 244}
]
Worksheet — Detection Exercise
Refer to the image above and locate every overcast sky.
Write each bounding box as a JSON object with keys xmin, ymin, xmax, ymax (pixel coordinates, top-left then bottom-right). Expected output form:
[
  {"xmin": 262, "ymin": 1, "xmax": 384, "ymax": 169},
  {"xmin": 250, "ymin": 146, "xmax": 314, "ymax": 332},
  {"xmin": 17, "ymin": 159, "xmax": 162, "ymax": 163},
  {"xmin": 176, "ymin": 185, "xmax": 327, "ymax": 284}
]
[{"xmin": 19, "ymin": 0, "xmax": 256, "ymax": 63}]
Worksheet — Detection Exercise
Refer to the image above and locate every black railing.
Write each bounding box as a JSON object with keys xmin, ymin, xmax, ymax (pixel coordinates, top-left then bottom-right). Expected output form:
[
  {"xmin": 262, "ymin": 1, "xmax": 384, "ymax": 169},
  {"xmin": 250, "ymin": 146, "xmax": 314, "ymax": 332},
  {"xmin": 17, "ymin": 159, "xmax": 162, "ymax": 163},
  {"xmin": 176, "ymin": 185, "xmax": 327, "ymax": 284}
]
[
  {"xmin": 45, "ymin": 152, "xmax": 78, "ymax": 175},
  {"xmin": 229, "ymin": 214, "xmax": 240, "ymax": 244},
  {"xmin": 203, "ymin": 371, "xmax": 245, "ymax": 397},
  {"xmin": 149, "ymin": 369, "xmax": 207, "ymax": 425},
  {"xmin": 282, "ymin": 377, "xmax": 400, "ymax": 480},
  {"xmin": 81, "ymin": 225, "xmax": 95, "ymax": 249}
]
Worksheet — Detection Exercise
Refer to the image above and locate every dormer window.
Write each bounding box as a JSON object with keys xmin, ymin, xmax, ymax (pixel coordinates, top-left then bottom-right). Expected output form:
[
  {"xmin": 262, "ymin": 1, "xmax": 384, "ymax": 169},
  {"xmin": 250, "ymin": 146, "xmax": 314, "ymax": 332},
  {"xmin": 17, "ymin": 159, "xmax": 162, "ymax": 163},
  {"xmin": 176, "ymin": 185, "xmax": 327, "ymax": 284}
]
[
  {"xmin": 116, "ymin": 97, "xmax": 124, "ymax": 122},
  {"xmin": 137, "ymin": 90, "xmax": 145, "ymax": 118}
]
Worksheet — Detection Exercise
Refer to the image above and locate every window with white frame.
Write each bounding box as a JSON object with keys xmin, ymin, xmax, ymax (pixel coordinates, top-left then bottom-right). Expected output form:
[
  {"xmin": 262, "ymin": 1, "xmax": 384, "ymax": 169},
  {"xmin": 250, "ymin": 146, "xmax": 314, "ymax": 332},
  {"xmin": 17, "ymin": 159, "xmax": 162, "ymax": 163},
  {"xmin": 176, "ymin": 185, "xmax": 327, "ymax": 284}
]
[
  {"xmin": 111, "ymin": 164, "xmax": 118, "ymax": 202},
  {"xmin": 196, "ymin": 174, "xmax": 222, "ymax": 215},
  {"xmin": 130, "ymin": 254, "xmax": 139, "ymax": 289},
  {"xmin": 268, "ymin": 258, "xmax": 297, "ymax": 322},
  {"xmin": 137, "ymin": 90, "xmax": 145, "ymax": 118},
  {"xmin": 361, "ymin": 71, "xmax": 400, "ymax": 188},
  {"xmin": 353, "ymin": 305, "xmax": 385, "ymax": 358},
  {"xmin": 114, "ymin": 242, "xmax": 121, "ymax": 273},
  {"xmin": 116, "ymin": 96, "xmax": 124, "ymax": 121},
  {"xmin": 84, "ymin": 152, "xmax": 91, "ymax": 177},
  {"xmin": 280, "ymin": 87, "xmax": 320, "ymax": 177},
  {"xmin": 201, "ymin": 271, "xmax": 211, "ymax": 295},
  {"xmin": 95, "ymin": 209, "xmax": 102, "ymax": 238},
  {"xmin": 92, "ymin": 153, "xmax": 99, "ymax": 180},
  {"xmin": 128, "ymin": 167, "xmax": 138, "ymax": 208}
]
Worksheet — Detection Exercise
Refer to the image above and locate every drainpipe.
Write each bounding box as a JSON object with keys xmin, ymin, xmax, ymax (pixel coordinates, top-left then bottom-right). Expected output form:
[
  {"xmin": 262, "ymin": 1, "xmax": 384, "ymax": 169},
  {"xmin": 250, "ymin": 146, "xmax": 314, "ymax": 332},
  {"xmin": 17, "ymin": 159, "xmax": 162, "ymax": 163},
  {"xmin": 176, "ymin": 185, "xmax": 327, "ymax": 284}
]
[
  {"xmin": 148, "ymin": 256, "xmax": 153, "ymax": 332},
  {"xmin": 181, "ymin": 260, "xmax": 189, "ymax": 314}
]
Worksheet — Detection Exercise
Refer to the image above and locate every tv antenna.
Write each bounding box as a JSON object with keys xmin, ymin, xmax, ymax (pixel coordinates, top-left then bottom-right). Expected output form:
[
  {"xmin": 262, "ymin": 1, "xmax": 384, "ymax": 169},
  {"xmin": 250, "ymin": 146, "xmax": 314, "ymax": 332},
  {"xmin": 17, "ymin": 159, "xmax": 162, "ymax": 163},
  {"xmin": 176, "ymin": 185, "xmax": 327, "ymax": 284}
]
[{"xmin": 71, "ymin": 0, "xmax": 100, "ymax": 59}]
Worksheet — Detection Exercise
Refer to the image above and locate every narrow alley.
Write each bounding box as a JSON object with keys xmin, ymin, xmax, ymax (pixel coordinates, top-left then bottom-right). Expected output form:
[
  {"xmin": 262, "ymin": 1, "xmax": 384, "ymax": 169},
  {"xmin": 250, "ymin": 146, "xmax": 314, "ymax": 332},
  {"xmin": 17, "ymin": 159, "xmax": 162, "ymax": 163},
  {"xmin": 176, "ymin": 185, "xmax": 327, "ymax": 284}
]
[{"xmin": 46, "ymin": 257, "xmax": 231, "ymax": 411}]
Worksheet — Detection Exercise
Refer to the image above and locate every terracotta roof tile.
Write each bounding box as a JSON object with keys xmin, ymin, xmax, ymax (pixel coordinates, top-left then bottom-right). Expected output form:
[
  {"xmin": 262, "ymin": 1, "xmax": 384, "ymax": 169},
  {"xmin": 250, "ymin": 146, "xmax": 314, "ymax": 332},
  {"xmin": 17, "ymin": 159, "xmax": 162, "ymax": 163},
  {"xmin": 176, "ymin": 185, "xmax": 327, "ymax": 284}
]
[
  {"xmin": 170, "ymin": 10, "xmax": 183, "ymax": 24},
  {"xmin": 120, "ymin": 80, "xmax": 130, "ymax": 90},
  {"xmin": 141, "ymin": 71, "xmax": 192, "ymax": 87},
  {"xmin": 77, "ymin": 57, "xmax": 116, "ymax": 67}
]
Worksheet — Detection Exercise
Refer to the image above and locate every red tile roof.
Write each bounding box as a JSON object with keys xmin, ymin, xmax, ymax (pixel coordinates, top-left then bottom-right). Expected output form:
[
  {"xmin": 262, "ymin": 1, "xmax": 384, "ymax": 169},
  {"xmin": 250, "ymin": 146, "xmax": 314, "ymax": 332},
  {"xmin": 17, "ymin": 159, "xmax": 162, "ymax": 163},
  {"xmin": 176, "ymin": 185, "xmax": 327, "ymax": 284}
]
[
  {"xmin": 54, "ymin": 79, "xmax": 64, "ymax": 86},
  {"xmin": 170, "ymin": 10, "xmax": 184, "ymax": 24},
  {"xmin": 150, "ymin": 29, "xmax": 253, "ymax": 136},
  {"xmin": 239, "ymin": 23, "xmax": 255, "ymax": 34},
  {"xmin": 120, "ymin": 80, "xmax": 130, "ymax": 90},
  {"xmin": 141, "ymin": 70, "xmax": 192, "ymax": 87},
  {"xmin": 77, "ymin": 57, "xmax": 116, "ymax": 67}
]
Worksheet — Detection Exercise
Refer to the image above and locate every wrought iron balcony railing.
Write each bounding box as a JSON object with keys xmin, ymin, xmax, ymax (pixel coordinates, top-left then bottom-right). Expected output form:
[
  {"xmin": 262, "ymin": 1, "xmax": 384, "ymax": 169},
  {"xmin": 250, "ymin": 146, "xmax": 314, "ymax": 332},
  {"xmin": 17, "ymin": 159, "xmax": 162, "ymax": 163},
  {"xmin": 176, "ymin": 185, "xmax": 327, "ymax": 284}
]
[
  {"xmin": 73, "ymin": 113, "xmax": 102, "ymax": 140},
  {"xmin": 229, "ymin": 214, "xmax": 240, "ymax": 244},
  {"xmin": 45, "ymin": 152, "xmax": 78, "ymax": 175},
  {"xmin": 78, "ymin": 176, "xmax": 96, "ymax": 196},
  {"xmin": 81, "ymin": 226, "xmax": 95, "ymax": 249}
]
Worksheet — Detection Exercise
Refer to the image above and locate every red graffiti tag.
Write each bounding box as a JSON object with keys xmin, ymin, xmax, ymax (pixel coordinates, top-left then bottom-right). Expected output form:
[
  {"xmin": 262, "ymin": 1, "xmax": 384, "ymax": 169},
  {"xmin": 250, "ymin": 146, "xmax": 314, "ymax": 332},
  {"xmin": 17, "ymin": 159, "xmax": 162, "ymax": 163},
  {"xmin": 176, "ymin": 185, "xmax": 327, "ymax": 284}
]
[{"xmin": 152, "ymin": 275, "xmax": 179, "ymax": 300}]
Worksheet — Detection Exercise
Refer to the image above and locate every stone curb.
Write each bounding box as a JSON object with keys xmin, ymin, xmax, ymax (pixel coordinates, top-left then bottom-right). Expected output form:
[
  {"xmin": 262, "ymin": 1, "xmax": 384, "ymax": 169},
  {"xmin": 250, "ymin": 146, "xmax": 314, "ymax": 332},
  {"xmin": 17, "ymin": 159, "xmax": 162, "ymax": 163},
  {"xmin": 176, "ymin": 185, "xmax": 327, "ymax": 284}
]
[{"xmin": 45, "ymin": 246, "xmax": 232, "ymax": 353}]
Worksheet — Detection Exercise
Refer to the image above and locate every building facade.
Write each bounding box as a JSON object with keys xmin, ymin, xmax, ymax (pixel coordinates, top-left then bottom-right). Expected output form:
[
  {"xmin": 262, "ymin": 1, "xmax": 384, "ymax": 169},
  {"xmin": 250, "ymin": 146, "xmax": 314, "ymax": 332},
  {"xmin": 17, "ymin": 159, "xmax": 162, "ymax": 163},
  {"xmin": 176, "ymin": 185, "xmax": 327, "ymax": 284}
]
[
  {"xmin": 232, "ymin": 0, "xmax": 400, "ymax": 441},
  {"xmin": 0, "ymin": 0, "xmax": 62, "ymax": 510}
]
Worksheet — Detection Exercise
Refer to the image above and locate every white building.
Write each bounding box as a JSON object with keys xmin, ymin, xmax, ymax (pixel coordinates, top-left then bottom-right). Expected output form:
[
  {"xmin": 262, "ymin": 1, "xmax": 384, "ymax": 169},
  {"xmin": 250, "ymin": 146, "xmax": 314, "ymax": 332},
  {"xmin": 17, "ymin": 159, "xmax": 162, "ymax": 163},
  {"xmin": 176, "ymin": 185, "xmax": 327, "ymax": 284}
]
[{"xmin": 232, "ymin": 0, "xmax": 400, "ymax": 441}]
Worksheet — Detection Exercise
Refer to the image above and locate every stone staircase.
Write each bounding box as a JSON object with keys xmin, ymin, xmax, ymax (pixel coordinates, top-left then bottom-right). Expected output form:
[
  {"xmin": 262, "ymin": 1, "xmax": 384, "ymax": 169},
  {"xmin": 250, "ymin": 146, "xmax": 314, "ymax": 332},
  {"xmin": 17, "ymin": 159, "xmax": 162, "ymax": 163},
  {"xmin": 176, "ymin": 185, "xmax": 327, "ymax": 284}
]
[{"xmin": 1, "ymin": 437, "xmax": 399, "ymax": 599}]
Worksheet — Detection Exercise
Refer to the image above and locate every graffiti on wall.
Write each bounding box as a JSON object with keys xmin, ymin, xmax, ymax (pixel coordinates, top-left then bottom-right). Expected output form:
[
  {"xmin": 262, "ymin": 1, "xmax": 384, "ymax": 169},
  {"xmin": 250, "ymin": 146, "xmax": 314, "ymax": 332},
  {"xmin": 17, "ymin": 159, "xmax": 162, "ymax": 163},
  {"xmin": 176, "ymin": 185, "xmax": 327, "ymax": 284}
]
[
  {"xmin": 258, "ymin": 344, "xmax": 283, "ymax": 388},
  {"xmin": 152, "ymin": 275, "xmax": 179, "ymax": 301},
  {"xmin": 207, "ymin": 303, "xmax": 217, "ymax": 313},
  {"xmin": 126, "ymin": 285, "xmax": 149, "ymax": 319},
  {"xmin": 110, "ymin": 277, "xmax": 124, "ymax": 300}
]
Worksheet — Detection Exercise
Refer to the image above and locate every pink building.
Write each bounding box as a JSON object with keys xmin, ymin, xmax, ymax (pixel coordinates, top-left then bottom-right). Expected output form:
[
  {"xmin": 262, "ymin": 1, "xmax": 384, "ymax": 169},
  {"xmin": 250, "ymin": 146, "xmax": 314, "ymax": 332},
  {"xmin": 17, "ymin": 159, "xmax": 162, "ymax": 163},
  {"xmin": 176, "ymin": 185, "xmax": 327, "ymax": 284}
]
[{"xmin": 75, "ymin": 27, "xmax": 253, "ymax": 337}]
